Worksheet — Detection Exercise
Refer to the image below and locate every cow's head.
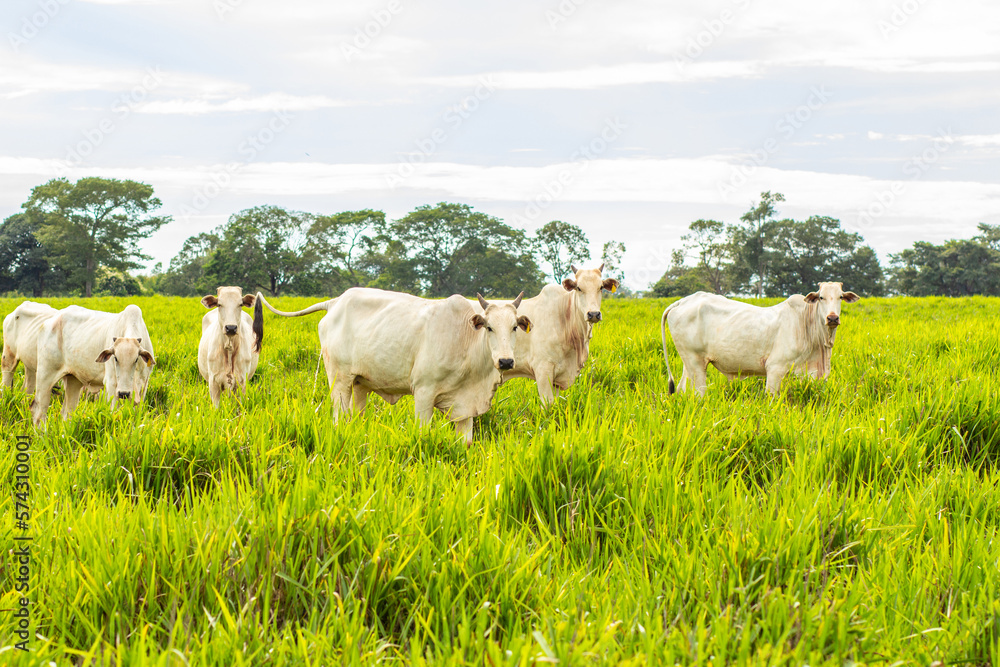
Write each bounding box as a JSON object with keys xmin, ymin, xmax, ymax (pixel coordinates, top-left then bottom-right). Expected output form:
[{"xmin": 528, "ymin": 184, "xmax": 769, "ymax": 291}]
[
  {"xmin": 472, "ymin": 292, "xmax": 531, "ymax": 371},
  {"xmin": 562, "ymin": 263, "xmax": 618, "ymax": 324},
  {"xmin": 202, "ymin": 287, "xmax": 255, "ymax": 338},
  {"xmin": 804, "ymin": 282, "xmax": 860, "ymax": 328},
  {"xmin": 96, "ymin": 336, "xmax": 154, "ymax": 400}
]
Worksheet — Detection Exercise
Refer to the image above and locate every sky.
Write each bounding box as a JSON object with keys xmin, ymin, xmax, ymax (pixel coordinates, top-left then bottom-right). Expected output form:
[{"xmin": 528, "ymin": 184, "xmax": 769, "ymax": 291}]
[{"xmin": 1, "ymin": 0, "xmax": 998, "ymax": 288}]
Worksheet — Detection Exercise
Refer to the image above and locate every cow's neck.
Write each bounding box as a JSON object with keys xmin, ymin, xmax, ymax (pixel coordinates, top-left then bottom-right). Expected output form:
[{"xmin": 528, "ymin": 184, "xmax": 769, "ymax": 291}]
[
  {"xmin": 563, "ymin": 290, "xmax": 590, "ymax": 369},
  {"xmin": 804, "ymin": 303, "xmax": 836, "ymax": 376}
]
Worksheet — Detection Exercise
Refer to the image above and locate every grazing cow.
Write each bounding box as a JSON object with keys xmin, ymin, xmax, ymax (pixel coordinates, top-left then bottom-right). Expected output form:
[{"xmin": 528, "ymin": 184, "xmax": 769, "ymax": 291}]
[
  {"xmin": 255, "ymin": 288, "xmax": 531, "ymax": 444},
  {"xmin": 198, "ymin": 287, "xmax": 264, "ymax": 407},
  {"xmin": 472, "ymin": 264, "xmax": 619, "ymax": 405},
  {"xmin": 2, "ymin": 301, "xmax": 58, "ymax": 394},
  {"xmin": 661, "ymin": 282, "xmax": 860, "ymax": 396},
  {"xmin": 30, "ymin": 304, "xmax": 156, "ymax": 425}
]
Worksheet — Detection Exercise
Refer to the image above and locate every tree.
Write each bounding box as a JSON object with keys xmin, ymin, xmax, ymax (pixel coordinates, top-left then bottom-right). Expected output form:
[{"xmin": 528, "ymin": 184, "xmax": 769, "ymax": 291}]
[
  {"xmin": 386, "ymin": 203, "xmax": 543, "ymax": 297},
  {"xmin": 680, "ymin": 219, "xmax": 730, "ymax": 294},
  {"xmin": 0, "ymin": 212, "xmax": 65, "ymax": 296},
  {"xmin": 766, "ymin": 216, "xmax": 884, "ymax": 296},
  {"xmin": 889, "ymin": 238, "xmax": 1000, "ymax": 296},
  {"xmin": 24, "ymin": 177, "xmax": 170, "ymax": 297},
  {"xmin": 308, "ymin": 209, "xmax": 384, "ymax": 294},
  {"xmin": 535, "ymin": 220, "xmax": 590, "ymax": 283},
  {"xmin": 156, "ymin": 232, "xmax": 220, "ymax": 296},
  {"xmin": 731, "ymin": 191, "xmax": 785, "ymax": 298},
  {"xmin": 601, "ymin": 240, "xmax": 626, "ymax": 287},
  {"xmin": 650, "ymin": 249, "xmax": 712, "ymax": 297},
  {"xmin": 203, "ymin": 206, "xmax": 314, "ymax": 296}
]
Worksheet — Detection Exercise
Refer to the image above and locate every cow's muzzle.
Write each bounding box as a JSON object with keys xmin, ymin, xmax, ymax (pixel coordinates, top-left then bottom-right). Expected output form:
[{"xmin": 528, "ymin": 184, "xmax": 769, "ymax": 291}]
[
  {"xmin": 826, "ymin": 314, "xmax": 840, "ymax": 326},
  {"xmin": 587, "ymin": 311, "xmax": 602, "ymax": 323},
  {"xmin": 498, "ymin": 358, "xmax": 514, "ymax": 371},
  {"xmin": 117, "ymin": 391, "xmax": 131, "ymax": 400},
  {"xmin": 225, "ymin": 324, "xmax": 238, "ymax": 336}
]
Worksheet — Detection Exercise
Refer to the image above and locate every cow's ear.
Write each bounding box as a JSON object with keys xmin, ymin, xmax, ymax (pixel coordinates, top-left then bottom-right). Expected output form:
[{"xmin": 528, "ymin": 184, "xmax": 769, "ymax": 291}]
[
  {"xmin": 95, "ymin": 348, "xmax": 115, "ymax": 363},
  {"xmin": 842, "ymin": 291, "xmax": 860, "ymax": 303},
  {"xmin": 562, "ymin": 278, "xmax": 577, "ymax": 292},
  {"xmin": 242, "ymin": 294, "xmax": 256, "ymax": 308},
  {"xmin": 139, "ymin": 350, "xmax": 156, "ymax": 367},
  {"xmin": 471, "ymin": 314, "xmax": 486, "ymax": 330},
  {"xmin": 602, "ymin": 278, "xmax": 619, "ymax": 293},
  {"xmin": 201, "ymin": 295, "xmax": 218, "ymax": 309},
  {"xmin": 804, "ymin": 292, "xmax": 820, "ymax": 303},
  {"xmin": 517, "ymin": 315, "xmax": 532, "ymax": 333}
]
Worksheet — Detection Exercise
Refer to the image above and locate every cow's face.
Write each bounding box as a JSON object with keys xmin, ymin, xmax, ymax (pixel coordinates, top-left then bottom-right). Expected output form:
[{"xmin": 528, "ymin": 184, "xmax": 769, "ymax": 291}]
[
  {"xmin": 202, "ymin": 287, "xmax": 254, "ymax": 337},
  {"xmin": 473, "ymin": 293, "xmax": 531, "ymax": 372},
  {"xmin": 804, "ymin": 282, "xmax": 860, "ymax": 328},
  {"xmin": 562, "ymin": 264, "xmax": 619, "ymax": 324},
  {"xmin": 96, "ymin": 337, "xmax": 154, "ymax": 400}
]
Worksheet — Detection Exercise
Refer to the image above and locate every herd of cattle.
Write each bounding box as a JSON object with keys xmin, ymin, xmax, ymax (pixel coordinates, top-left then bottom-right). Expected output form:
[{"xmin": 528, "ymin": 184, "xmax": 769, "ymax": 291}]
[{"xmin": 1, "ymin": 266, "xmax": 859, "ymax": 442}]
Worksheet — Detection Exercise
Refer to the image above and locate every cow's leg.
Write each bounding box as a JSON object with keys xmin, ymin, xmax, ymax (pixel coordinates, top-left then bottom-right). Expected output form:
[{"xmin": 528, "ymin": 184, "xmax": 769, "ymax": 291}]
[
  {"xmin": 534, "ymin": 363, "xmax": 557, "ymax": 406},
  {"xmin": 23, "ymin": 366, "xmax": 36, "ymax": 394},
  {"xmin": 330, "ymin": 376, "xmax": 353, "ymax": 423},
  {"xmin": 208, "ymin": 376, "xmax": 223, "ymax": 408},
  {"xmin": 454, "ymin": 417, "xmax": 474, "ymax": 445},
  {"xmin": 351, "ymin": 385, "xmax": 370, "ymax": 414},
  {"xmin": 676, "ymin": 353, "xmax": 708, "ymax": 395},
  {"xmin": 29, "ymin": 365, "xmax": 60, "ymax": 426},
  {"xmin": 765, "ymin": 365, "xmax": 788, "ymax": 396},
  {"xmin": 1, "ymin": 346, "xmax": 16, "ymax": 390},
  {"xmin": 62, "ymin": 375, "xmax": 86, "ymax": 420},
  {"xmin": 413, "ymin": 389, "xmax": 436, "ymax": 427}
]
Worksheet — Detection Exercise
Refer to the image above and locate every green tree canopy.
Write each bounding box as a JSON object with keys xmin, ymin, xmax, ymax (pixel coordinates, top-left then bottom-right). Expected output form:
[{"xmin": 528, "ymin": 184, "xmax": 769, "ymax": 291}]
[
  {"xmin": 0, "ymin": 211, "xmax": 66, "ymax": 296},
  {"xmin": 24, "ymin": 177, "xmax": 169, "ymax": 297},
  {"xmin": 535, "ymin": 220, "xmax": 590, "ymax": 283},
  {"xmin": 385, "ymin": 203, "xmax": 544, "ymax": 298},
  {"xmin": 203, "ymin": 206, "xmax": 315, "ymax": 296}
]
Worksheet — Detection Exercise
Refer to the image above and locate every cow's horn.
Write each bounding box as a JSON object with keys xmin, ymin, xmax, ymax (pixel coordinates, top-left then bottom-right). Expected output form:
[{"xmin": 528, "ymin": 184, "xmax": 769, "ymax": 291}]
[
  {"xmin": 598, "ymin": 262, "xmax": 605, "ymax": 272},
  {"xmin": 512, "ymin": 291, "xmax": 524, "ymax": 309},
  {"xmin": 477, "ymin": 293, "xmax": 489, "ymax": 310}
]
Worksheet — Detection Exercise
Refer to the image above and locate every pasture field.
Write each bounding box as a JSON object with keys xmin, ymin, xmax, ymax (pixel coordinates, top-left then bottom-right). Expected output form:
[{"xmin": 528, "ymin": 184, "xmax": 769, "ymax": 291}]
[{"xmin": 1, "ymin": 295, "xmax": 999, "ymax": 665}]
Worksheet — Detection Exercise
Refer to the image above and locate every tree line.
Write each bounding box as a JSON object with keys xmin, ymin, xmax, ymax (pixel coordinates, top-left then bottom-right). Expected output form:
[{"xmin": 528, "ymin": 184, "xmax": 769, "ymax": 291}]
[{"xmin": 2, "ymin": 178, "xmax": 998, "ymax": 299}]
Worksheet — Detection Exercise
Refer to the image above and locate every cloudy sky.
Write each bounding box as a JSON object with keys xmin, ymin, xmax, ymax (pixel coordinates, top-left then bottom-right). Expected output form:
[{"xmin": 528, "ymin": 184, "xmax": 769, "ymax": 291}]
[{"xmin": 2, "ymin": 0, "xmax": 998, "ymax": 287}]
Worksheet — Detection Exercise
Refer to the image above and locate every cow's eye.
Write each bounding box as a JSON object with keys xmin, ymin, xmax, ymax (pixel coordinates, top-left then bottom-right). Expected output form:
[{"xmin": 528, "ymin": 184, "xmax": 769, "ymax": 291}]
[
  {"xmin": 512, "ymin": 326, "xmax": 517, "ymax": 332},
  {"xmin": 486, "ymin": 326, "xmax": 493, "ymax": 332},
  {"xmin": 576, "ymin": 286, "xmax": 582, "ymax": 291}
]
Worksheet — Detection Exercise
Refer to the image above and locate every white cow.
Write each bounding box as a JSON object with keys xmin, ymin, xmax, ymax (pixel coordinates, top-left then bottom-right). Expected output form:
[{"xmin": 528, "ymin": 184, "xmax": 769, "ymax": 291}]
[
  {"xmin": 31, "ymin": 304, "xmax": 156, "ymax": 425},
  {"xmin": 661, "ymin": 282, "xmax": 860, "ymax": 396},
  {"xmin": 198, "ymin": 287, "xmax": 263, "ymax": 407},
  {"xmin": 255, "ymin": 288, "xmax": 531, "ymax": 444},
  {"xmin": 2, "ymin": 301, "xmax": 58, "ymax": 393},
  {"xmin": 471, "ymin": 264, "xmax": 619, "ymax": 405}
]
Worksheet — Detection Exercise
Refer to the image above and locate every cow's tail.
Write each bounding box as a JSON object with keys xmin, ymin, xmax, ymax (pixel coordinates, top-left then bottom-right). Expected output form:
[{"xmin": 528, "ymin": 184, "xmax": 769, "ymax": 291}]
[
  {"xmin": 253, "ymin": 295, "xmax": 264, "ymax": 353},
  {"xmin": 255, "ymin": 292, "xmax": 335, "ymax": 318},
  {"xmin": 661, "ymin": 302, "xmax": 678, "ymax": 395}
]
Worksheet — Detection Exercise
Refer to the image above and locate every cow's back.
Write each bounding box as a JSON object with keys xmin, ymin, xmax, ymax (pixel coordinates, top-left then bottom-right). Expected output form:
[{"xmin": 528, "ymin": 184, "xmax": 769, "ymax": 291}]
[
  {"xmin": 320, "ymin": 288, "xmax": 434, "ymax": 392},
  {"xmin": 668, "ymin": 293, "xmax": 788, "ymax": 374},
  {"xmin": 3, "ymin": 302, "xmax": 58, "ymax": 368}
]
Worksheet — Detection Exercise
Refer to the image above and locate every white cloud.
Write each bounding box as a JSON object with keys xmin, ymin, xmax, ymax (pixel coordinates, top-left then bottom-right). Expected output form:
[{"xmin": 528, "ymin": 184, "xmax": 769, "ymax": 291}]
[{"xmin": 134, "ymin": 93, "xmax": 354, "ymax": 115}]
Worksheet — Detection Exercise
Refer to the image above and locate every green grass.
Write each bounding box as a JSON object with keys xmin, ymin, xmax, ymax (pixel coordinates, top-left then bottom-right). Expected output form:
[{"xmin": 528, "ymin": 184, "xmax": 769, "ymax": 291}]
[{"xmin": 1, "ymin": 295, "xmax": 999, "ymax": 665}]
